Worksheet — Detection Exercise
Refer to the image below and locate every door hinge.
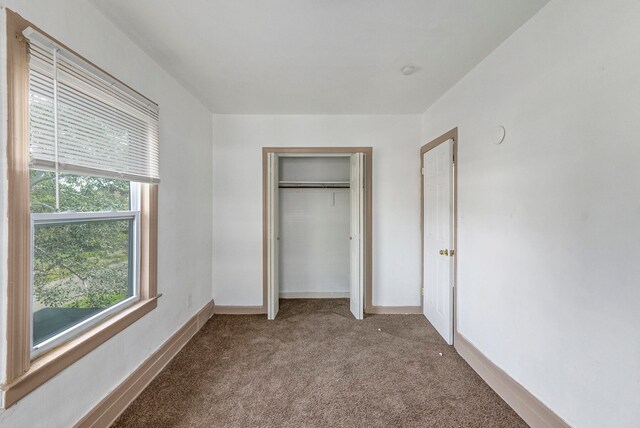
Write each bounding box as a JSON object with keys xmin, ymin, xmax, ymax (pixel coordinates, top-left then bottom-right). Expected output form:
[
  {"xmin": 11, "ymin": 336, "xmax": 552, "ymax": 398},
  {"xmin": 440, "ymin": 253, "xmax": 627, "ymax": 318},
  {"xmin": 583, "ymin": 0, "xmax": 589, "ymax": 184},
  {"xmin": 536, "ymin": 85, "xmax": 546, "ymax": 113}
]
[
  {"xmin": 421, "ymin": 287, "xmax": 424, "ymax": 296},
  {"xmin": 421, "ymin": 167, "xmax": 424, "ymax": 175}
]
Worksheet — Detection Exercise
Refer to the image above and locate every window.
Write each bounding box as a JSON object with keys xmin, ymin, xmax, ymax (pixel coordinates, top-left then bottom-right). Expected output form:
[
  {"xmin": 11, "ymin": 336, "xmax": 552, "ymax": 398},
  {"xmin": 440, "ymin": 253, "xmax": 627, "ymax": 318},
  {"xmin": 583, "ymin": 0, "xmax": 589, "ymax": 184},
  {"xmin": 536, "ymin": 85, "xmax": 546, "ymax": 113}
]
[
  {"xmin": 30, "ymin": 173, "xmax": 141, "ymax": 357},
  {"xmin": 2, "ymin": 9, "xmax": 159, "ymax": 408}
]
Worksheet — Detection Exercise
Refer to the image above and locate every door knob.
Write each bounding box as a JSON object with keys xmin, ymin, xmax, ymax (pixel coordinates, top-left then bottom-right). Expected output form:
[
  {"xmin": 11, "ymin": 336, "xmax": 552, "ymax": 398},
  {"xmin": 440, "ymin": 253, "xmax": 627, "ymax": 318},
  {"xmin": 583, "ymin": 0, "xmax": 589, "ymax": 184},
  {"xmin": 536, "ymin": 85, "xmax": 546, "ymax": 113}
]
[{"xmin": 439, "ymin": 249, "xmax": 449, "ymax": 256}]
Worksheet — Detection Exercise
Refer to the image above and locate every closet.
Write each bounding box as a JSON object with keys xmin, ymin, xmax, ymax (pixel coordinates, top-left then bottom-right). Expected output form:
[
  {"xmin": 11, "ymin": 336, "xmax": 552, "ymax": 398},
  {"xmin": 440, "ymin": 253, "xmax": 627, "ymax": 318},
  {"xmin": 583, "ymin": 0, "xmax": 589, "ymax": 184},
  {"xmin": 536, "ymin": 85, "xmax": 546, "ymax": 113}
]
[
  {"xmin": 279, "ymin": 157, "xmax": 350, "ymax": 299},
  {"xmin": 266, "ymin": 152, "xmax": 365, "ymax": 320}
]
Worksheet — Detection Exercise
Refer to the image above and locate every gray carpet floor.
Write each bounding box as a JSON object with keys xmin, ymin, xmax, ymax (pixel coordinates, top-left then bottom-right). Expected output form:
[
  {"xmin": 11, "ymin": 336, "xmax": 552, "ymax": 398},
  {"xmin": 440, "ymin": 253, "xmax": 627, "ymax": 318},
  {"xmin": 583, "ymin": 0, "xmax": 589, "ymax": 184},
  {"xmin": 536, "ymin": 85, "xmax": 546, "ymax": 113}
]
[{"xmin": 113, "ymin": 299, "xmax": 527, "ymax": 427}]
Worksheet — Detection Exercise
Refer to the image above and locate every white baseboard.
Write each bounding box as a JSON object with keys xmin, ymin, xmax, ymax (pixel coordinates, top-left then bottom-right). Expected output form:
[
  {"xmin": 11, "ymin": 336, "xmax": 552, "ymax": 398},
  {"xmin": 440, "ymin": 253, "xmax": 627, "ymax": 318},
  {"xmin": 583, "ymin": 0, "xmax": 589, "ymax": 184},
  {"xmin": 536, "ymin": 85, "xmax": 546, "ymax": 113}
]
[
  {"xmin": 280, "ymin": 291, "xmax": 350, "ymax": 299},
  {"xmin": 455, "ymin": 333, "xmax": 570, "ymax": 428}
]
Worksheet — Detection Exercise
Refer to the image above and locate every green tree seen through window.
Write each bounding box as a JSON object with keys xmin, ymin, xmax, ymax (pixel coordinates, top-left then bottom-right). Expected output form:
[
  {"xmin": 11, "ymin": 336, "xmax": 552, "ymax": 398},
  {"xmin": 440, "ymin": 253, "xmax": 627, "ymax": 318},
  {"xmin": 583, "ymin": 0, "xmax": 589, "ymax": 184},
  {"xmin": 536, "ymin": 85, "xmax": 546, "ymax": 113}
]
[{"xmin": 31, "ymin": 170, "xmax": 133, "ymax": 333}]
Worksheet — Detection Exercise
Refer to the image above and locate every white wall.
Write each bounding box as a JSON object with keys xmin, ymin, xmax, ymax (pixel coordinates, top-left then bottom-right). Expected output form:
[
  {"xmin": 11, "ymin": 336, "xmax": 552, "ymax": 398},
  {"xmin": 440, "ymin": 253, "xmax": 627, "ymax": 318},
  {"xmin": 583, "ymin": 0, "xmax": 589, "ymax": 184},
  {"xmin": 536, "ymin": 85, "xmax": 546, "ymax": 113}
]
[
  {"xmin": 212, "ymin": 115, "xmax": 422, "ymax": 307},
  {"xmin": 421, "ymin": 0, "xmax": 640, "ymax": 427},
  {"xmin": 279, "ymin": 156, "xmax": 350, "ymax": 182},
  {"xmin": 280, "ymin": 188, "xmax": 350, "ymax": 295},
  {"xmin": 0, "ymin": 2, "xmax": 213, "ymax": 426}
]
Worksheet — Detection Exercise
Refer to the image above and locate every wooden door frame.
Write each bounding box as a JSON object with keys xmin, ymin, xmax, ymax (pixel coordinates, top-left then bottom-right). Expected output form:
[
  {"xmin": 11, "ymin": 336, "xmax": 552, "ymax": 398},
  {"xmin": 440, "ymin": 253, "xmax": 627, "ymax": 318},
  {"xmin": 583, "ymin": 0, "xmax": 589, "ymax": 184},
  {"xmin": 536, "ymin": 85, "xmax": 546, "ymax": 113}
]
[
  {"xmin": 420, "ymin": 128, "xmax": 459, "ymax": 344},
  {"xmin": 262, "ymin": 147, "xmax": 373, "ymax": 315}
]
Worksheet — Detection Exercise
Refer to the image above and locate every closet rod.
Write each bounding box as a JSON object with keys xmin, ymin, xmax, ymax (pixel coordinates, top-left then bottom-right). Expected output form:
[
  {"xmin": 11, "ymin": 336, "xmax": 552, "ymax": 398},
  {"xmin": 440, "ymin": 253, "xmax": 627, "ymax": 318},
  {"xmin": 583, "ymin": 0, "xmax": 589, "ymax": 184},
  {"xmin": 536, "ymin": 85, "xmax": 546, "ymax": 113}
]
[{"xmin": 279, "ymin": 183, "xmax": 350, "ymax": 189}]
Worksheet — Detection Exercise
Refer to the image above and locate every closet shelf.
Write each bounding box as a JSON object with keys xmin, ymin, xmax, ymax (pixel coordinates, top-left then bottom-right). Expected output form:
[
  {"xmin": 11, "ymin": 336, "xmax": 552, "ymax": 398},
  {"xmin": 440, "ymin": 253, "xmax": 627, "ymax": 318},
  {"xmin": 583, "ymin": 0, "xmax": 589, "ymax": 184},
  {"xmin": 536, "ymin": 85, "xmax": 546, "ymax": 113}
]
[{"xmin": 278, "ymin": 180, "xmax": 350, "ymax": 189}]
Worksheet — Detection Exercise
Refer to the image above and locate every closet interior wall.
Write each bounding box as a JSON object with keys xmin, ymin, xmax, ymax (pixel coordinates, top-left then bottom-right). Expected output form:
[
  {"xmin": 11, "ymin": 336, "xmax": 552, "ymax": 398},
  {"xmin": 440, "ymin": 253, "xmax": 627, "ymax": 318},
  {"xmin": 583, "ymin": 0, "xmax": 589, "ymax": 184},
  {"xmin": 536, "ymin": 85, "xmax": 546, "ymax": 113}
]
[{"xmin": 278, "ymin": 157, "xmax": 351, "ymax": 298}]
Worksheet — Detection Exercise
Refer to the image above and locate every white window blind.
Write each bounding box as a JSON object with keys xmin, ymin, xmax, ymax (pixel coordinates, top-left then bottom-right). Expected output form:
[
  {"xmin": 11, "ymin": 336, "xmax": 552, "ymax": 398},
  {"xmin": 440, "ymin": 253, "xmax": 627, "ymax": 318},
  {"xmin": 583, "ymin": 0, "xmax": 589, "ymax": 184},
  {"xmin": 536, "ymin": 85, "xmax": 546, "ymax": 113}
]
[{"xmin": 24, "ymin": 27, "xmax": 160, "ymax": 183}]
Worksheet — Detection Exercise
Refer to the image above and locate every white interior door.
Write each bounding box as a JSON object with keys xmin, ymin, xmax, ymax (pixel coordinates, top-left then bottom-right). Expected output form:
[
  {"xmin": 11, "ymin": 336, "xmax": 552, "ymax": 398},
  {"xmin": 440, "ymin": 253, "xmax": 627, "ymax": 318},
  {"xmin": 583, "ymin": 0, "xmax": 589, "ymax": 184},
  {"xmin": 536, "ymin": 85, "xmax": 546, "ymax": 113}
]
[
  {"xmin": 267, "ymin": 153, "xmax": 279, "ymax": 320},
  {"xmin": 423, "ymin": 140, "xmax": 454, "ymax": 344},
  {"xmin": 349, "ymin": 153, "xmax": 365, "ymax": 320}
]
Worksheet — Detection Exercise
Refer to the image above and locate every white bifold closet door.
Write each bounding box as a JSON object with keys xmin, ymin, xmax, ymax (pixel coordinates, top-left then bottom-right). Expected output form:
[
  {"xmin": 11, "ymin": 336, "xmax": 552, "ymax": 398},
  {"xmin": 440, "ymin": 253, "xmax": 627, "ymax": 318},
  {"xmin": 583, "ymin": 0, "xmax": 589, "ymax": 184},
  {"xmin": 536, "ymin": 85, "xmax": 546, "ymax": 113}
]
[
  {"xmin": 423, "ymin": 140, "xmax": 454, "ymax": 344},
  {"xmin": 350, "ymin": 153, "xmax": 365, "ymax": 320},
  {"xmin": 267, "ymin": 153, "xmax": 280, "ymax": 320}
]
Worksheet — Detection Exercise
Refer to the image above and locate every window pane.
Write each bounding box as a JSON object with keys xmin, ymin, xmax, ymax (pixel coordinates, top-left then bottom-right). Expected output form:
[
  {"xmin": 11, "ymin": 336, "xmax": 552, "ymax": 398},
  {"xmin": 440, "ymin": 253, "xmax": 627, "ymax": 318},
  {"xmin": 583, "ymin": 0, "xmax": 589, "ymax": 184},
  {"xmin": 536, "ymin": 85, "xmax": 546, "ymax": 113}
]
[
  {"xmin": 32, "ymin": 218, "xmax": 134, "ymax": 346},
  {"xmin": 30, "ymin": 170, "xmax": 131, "ymax": 213}
]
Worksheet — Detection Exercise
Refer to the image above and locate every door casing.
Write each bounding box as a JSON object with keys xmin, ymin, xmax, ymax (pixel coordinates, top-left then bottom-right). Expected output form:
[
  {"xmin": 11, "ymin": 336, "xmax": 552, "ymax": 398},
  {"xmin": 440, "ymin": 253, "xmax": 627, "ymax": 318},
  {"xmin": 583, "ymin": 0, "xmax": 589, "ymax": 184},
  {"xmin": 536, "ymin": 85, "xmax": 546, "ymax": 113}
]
[
  {"xmin": 262, "ymin": 147, "xmax": 373, "ymax": 315},
  {"xmin": 420, "ymin": 128, "xmax": 458, "ymax": 344}
]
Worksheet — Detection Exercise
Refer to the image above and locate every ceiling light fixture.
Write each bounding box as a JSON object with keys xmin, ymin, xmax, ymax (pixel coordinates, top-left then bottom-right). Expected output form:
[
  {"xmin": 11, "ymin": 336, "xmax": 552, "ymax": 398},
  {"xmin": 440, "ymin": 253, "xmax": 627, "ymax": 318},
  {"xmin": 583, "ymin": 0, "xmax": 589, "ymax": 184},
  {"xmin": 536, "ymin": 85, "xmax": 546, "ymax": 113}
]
[{"xmin": 401, "ymin": 65, "xmax": 418, "ymax": 76}]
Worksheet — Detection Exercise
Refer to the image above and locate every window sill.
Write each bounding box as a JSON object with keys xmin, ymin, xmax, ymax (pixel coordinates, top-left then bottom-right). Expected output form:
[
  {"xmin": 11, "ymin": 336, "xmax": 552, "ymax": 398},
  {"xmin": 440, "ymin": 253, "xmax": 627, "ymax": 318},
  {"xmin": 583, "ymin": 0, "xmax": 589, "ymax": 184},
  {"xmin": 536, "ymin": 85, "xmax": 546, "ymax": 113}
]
[{"xmin": 1, "ymin": 297, "xmax": 158, "ymax": 409}]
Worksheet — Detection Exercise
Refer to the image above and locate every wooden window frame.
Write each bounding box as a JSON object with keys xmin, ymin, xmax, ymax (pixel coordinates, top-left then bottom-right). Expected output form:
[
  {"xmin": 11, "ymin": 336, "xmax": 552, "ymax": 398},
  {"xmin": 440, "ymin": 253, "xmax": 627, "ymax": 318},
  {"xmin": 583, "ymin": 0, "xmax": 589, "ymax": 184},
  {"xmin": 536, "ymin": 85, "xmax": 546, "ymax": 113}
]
[{"xmin": 1, "ymin": 9, "xmax": 158, "ymax": 408}]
